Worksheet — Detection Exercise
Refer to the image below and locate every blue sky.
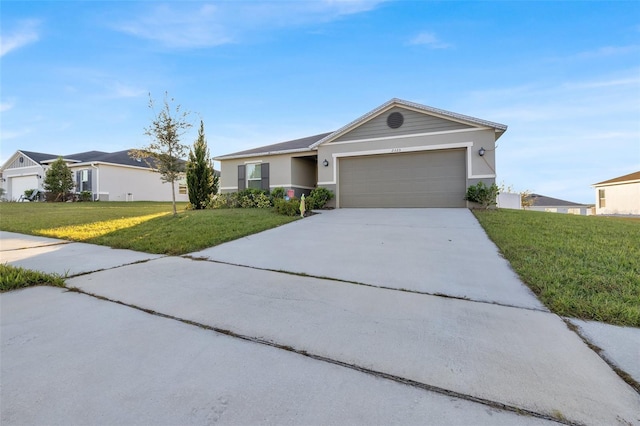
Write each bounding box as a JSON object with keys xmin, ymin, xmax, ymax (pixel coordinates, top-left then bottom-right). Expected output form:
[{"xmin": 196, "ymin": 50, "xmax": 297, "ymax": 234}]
[{"xmin": 2, "ymin": 0, "xmax": 639, "ymax": 203}]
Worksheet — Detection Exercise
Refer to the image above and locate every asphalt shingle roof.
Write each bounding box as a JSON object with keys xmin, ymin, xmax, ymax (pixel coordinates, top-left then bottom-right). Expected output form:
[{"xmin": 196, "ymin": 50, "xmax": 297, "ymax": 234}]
[
  {"xmin": 593, "ymin": 171, "xmax": 640, "ymax": 186},
  {"xmin": 214, "ymin": 132, "xmax": 333, "ymax": 160},
  {"xmin": 525, "ymin": 193, "xmax": 590, "ymax": 207},
  {"xmin": 18, "ymin": 149, "xmax": 160, "ymax": 169}
]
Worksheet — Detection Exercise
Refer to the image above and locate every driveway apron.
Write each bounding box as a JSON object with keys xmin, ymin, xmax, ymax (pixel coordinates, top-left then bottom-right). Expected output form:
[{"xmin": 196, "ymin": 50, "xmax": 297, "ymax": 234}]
[{"xmin": 191, "ymin": 209, "xmax": 544, "ymax": 309}]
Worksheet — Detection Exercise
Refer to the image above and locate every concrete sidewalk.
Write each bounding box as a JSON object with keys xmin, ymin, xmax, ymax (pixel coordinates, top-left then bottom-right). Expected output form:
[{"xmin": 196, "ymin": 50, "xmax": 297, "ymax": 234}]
[
  {"xmin": 3, "ymin": 287, "xmax": 550, "ymax": 425},
  {"xmin": 2, "ymin": 212, "xmax": 640, "ymax": 426}
]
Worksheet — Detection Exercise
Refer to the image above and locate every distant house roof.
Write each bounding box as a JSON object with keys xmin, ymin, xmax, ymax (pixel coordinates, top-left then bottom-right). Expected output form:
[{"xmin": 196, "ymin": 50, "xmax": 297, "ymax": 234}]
[
  {"xmin": 214, "ymin": 132, "xmax": 333, "ymax": 160},
  {"xmin": 19, "ymin": 149, "xmax": 155, "ymax": 168},
  {"xmin": 18, "ymin": 150, "xmax": 62, "ymax": 164},
  {"xmin": 525, "ymin": 193, "xmax": 591, "ymax": 207},
  {"xmin": 593, "ymin": 171, "xmax": 640, "ymax": 186}
]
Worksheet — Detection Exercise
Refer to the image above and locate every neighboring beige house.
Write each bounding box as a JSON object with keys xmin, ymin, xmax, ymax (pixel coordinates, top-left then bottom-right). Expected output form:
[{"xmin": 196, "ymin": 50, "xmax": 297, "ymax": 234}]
[
  {"xmin": 215, "ymin": 98, "xmax": 507, "ymax": 208},
  {"xmin": 0, "ymin": 149, "xmax": 189, "ymax": 202},
  {"xmin": 524, "ymin": 193, "xmax": 593, "ymax": 215},
  {"xmin": 592, "ymin": 171, "xmax": 640, "ymax": 215}
]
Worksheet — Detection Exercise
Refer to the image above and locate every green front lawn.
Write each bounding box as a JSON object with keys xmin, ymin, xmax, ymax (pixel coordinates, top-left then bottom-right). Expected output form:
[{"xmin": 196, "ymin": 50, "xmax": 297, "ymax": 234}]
[
  {"xmin": 0, "ymin": 202, "xmax": 298, "ymax": 255},
  {"xmin": 473, "ymin": 209, "xmax": 640, "ymax": 327}
]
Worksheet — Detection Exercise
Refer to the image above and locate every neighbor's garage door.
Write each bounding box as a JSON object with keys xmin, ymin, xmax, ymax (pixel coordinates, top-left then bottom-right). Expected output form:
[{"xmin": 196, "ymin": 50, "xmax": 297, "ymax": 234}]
[
  {"xmin": 339, "ymin": 149, "xmax": 466, "ymax": 208},
  {"xmin": 10, "ymin": 176, "xmax": 38, "ymax": 201}
]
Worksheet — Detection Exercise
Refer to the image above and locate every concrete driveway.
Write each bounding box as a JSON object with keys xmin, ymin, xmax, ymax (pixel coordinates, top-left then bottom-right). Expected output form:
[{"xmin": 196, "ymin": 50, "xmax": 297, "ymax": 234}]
[{"xmin": 1, "ymin": 210, "xmax": 639, "ymax": 425}]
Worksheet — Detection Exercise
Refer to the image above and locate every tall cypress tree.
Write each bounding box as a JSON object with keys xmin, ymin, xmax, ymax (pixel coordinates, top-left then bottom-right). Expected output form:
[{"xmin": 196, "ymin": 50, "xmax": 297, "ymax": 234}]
[{"xmin": 186, "ymin": 120, "xmax": 214, "ymax": 209}]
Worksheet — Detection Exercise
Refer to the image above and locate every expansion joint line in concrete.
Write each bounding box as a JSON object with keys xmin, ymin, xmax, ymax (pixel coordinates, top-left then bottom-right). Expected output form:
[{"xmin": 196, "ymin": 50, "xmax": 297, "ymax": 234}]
[
  {"xmin": 0, "ymin": 241, "xmax": 73, "ymax": 252},
  {"xmin": 67, "ymin": 286, "xmax": 574, "ymax": 426},
  {"xmin": 561, "ymin": 318, "xmax": 640, "ymax": 395},
  {"xmin": 182, "ymin": 256, "xmax": 549, "ymax": 314}
]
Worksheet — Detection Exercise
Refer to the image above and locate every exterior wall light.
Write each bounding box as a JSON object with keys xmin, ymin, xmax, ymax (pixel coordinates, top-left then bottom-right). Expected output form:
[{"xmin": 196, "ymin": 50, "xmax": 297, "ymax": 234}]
[
  {"xmin": 323, "ymin": 159, "xmax": 329, "ymax": 167},
  {"xmin": 478, "ymin": 147, "xmax": 486, "ymax": 157}
]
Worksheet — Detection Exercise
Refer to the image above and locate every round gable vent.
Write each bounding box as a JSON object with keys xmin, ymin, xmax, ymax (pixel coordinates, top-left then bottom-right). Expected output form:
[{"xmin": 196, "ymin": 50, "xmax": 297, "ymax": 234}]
[{"xmin": 387, "ymin": 112, "xmax": 404, "ymax": 129}]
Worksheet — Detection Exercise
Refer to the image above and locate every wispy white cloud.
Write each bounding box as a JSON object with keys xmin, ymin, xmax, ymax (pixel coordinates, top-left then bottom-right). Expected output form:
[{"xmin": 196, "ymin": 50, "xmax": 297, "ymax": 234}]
[
  {"xmin": 115, "ymin": 4, "xmax": 231, "ymax": 49},
  {"xmin": 0, "ymin": 19, "xmax": 41, "ymax": 57},
  {"xmin": 573, "ymin": 45, "xmax": 639, "ymax": 59},
  {"xmin": 113, "ymin": 1, "xmax": 389, "ymax": 48},
  {"xmin": 0, "ymin": 101, "xmax": 15, "ymax": 112},
  {"xmin": 409, "ymin": 32, "xmax": 451, "ymax": 49},
  {"xmin": 109, "ymin": 82, "xmax": 146, "ymax": 99}
]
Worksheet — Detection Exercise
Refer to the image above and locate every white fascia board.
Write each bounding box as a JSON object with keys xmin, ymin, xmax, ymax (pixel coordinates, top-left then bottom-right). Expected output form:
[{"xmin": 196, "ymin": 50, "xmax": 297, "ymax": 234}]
[
  {"xmin": 41, "ymin": 158, "xmax": 81, "ymax": 164},
  {"xmin": 214, "ymin": 147, "xmax": 315, "ymax": 161},
  {"xmin": 593, "ymin": 179, "xmax": 640, "ymax": 188},
  {"xmin": 69, "ymin": 161, "xmax": 154, "ymax": 171}
]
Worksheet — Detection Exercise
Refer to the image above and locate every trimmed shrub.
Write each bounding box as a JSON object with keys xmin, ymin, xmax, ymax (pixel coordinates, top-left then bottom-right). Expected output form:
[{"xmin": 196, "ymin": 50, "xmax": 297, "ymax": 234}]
[
  {"xmin": 273, "ymin": 198, "xmax": 300, "ymax": 216},
  {"xmin": 465, "ymin": 182, "xmax": 499, "ymax": 209},
  {"xmin": 270, "ymin": 187, "xmax": 285, "ymax": 200},
  {"xmin": 307, "ymin": 187, "xmax": 334, "ymax": 209},
  {"xmin": 79, "ymin": 191, "xmax": 92, "ymax": 202},
  {"xmin": 209, "ymin": 193, "xmax": 240, "ymax": 209},
  {"xmin": 237, "ymin": 188, "xmax": 271, "ymax": 208}
]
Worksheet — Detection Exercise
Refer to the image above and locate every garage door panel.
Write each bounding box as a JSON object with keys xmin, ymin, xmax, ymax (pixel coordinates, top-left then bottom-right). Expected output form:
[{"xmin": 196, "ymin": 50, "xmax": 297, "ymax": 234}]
[
  {"xmin": 10, "ymin": 176, "xmax": 38, "ymax": 201},
  {"xmin": 339, "ymin": 150, "xmax": 466, "ymax": 208}
]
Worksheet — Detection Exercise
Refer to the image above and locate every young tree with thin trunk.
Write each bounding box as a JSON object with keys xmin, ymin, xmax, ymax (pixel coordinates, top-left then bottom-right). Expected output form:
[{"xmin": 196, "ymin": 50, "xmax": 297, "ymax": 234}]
[
  {"xmin": 130, "ymin": 92, "xmax": 192, "ymax": 216},
  {"xmin": 43, "ymin": 157, "xmax": 74, "ymax": 202}
]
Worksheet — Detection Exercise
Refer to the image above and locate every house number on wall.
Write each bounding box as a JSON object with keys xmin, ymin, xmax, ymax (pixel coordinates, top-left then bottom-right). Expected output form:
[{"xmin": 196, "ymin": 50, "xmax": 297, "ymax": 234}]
[{"xmin": 391, "ymin": 148, "xmax": 402, "ymax": 153}]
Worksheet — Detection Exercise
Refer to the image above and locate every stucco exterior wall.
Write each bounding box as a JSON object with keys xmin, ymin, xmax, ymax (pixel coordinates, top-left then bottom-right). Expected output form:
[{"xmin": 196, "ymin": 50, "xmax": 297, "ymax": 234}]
[
  {"xmin": 317, "ymin": 128, "xmax": 497, "ymax": 188},
  {"xmin": 219, "ymin": 153, "xmax": 298, "ymax": 193},
  {"xmin": 291, "ymin": 157, "xmax": 317, "ymax": 189},
  {"xmin": 595, "ymin": 182, "xmax": 640, "ymax": 215},
  {"xmin": 94, "ymin": 164, "xmax": 188, "ymax": 202}
]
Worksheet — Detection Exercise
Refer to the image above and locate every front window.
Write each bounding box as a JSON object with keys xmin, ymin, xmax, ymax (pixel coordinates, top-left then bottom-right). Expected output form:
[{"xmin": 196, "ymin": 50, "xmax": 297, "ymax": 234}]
[
  {"xmin": 76, "ymin": 169, "xmax": 92, "ymax": 192},
  {"xmin": 246, "ymin": 163, "xmax": 262, "ymax": 189},
  {"xmin": 598, "ymin": 189, "xmax": 606, "ymax": 208}
]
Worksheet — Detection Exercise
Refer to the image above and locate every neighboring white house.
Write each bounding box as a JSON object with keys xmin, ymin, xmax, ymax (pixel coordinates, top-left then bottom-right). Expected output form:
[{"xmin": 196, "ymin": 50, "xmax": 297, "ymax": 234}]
[
  {"xmin": 0, "ymin": 149, "xmax": 189, "ymax": 202},
  {"xmin": 497, "ymin": 192, "xmax": 522, "ymax": 209},
  {"xmin": 524, "ymin": 193, "xmax": 593, "ymax": 215},
  {"xmin": 592, "ymin": 171, "xmax": 640, "ymax": 215}
]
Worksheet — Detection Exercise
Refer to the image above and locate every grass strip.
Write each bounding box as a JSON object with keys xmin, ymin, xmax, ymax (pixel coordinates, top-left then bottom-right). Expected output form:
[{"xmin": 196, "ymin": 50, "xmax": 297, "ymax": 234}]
[
  {"xmin": 0, "ymin": 264, "xmax": 66, "ymax": 292},
  {"xmin": 0, "ymin": 202, "xmax": 298, "ymax": 255},
  {"xmin": 473, "ymin": 209, "xmax": 640, "ymax": 327}
]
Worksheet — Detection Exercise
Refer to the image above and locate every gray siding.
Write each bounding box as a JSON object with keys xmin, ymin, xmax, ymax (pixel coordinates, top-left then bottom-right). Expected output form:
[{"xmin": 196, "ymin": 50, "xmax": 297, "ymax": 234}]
[
  {"xmin": 5, "ymin": 155, "xmax": 38, "ymax": 169},
  {"xmin": 332, "ymin": 107, "xmax": 472, "ymax": 143}
]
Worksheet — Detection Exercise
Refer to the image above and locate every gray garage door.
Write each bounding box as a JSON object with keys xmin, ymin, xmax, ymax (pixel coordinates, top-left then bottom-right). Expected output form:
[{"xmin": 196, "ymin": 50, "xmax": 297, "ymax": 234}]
[{"xmin": 339, "ymin": 149, "xmax": 466, "ymax": 208}]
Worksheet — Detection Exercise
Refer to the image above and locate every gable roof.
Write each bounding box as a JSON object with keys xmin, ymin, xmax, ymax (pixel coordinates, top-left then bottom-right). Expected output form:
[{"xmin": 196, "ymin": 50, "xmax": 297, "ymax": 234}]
[
  {"xmin": 310, "ymin": 98, "xmax": 508, "ymax": 148},
  {"xmin": 214, "ymin": 132, "xmax": 332, "ymax": 160},
  {"xmin": 5, "ymin": 149, "xmax": 159, "ymax": 170},
  {"xmin": 525, "ymin": 193, "xmax": 590, "ymax": 207},
  {"xmin": 18, "ymin": 150, "xmax": 61, "ymax": 164},
  {"xmin": 593, "ymin": 171, "xmax": 640, "ymax": 186}
]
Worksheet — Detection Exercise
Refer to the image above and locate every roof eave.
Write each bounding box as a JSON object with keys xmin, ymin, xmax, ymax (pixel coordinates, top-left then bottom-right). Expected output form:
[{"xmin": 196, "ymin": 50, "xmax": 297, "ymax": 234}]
[{"xmin": 214, "ymin": 147, "xmax": 316, "ymax": 161}]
